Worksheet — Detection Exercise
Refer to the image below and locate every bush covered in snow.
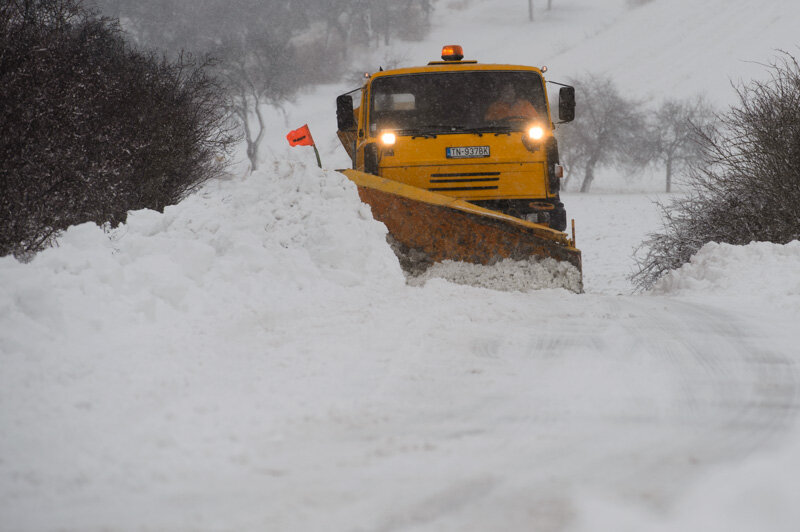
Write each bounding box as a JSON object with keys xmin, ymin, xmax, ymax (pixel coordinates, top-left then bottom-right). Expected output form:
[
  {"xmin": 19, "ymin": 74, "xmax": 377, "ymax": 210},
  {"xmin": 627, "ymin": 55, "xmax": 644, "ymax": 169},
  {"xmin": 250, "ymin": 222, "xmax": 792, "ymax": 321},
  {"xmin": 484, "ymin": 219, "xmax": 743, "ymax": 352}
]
[
  {"xmin": 633, "ymin": 53, "xmax": 800, "ymax": 289},
  {"xmin": 0, "ymin": 0, "xmax": 238, "ymax": 259}
]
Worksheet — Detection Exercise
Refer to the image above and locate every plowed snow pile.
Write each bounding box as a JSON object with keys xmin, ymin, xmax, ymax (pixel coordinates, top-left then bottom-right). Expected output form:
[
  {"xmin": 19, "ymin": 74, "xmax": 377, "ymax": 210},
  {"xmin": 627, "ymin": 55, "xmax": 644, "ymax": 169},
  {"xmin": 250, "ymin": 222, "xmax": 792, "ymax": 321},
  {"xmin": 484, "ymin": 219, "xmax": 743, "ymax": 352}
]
[
  {"xmin": 408, "ymin": 257, "xmax": 582, "ymax": 293},
  {"xmin": 0, "ymin": 161, "xmax": 404, "ymax": 356},
  {"xmin": 653, "ymin": 240, "xmax": 800, "ymax": 313}
]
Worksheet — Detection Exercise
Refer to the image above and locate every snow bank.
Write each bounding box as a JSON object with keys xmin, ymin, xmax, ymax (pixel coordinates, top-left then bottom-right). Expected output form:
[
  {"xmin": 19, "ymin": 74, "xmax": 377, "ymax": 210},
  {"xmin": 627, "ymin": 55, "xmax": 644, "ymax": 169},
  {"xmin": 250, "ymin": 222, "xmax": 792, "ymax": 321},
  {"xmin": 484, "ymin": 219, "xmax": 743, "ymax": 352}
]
[
  {"xmin": 0, "ymin": 160, "xmax": 403, "ymax": 342},
  {"xmin": 652, "ymin": 240, "xmax": 800, "ymax": 312},
  {"xmin": 0, "ymin": 162, "xmax": 408, "ymax": 530}
]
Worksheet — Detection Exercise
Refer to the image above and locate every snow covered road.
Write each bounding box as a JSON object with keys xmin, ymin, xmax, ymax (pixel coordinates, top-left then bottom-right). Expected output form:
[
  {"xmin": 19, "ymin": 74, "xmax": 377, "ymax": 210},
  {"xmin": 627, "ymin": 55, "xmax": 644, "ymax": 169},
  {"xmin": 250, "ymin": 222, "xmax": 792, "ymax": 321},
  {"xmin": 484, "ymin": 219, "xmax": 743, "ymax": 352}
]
[
  {"xmin": 2, "ymin": 165, "xmax": 798, "ymax": 531},
  {"xmin": 236, "ymin": 293, "xmax": 798, "ymax": 531}
]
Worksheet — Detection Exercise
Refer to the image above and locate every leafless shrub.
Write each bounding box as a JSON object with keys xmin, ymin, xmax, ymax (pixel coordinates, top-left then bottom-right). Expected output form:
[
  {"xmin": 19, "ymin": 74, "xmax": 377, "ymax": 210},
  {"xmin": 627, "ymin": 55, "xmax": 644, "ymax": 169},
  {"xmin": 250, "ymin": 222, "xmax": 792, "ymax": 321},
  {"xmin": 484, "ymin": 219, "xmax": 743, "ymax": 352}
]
[{"xmin": 633, "ymin": 53, "xmax": 800, "ymax": 289}]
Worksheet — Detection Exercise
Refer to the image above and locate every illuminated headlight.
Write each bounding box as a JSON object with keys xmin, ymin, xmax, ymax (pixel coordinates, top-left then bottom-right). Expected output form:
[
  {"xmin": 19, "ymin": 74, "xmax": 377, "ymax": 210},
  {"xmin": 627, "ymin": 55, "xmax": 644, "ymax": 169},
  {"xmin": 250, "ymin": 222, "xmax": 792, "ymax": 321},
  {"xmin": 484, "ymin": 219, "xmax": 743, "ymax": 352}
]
[
  {"xmin": 528, "ymin": 126, "xmax": 545, "ymax": 140},
  {"xmin": 380, "ymin": 132, "xmax": 396, "ymax": 145}
]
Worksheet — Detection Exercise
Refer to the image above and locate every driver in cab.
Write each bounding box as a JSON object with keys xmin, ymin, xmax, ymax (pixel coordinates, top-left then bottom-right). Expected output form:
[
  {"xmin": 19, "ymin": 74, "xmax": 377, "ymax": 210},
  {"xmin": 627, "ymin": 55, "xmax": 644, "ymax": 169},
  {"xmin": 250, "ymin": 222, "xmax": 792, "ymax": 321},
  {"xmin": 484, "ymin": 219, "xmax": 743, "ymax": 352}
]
[{"xmin": 485, "ymin": 85, "xmax": 540, "ymax": 121}]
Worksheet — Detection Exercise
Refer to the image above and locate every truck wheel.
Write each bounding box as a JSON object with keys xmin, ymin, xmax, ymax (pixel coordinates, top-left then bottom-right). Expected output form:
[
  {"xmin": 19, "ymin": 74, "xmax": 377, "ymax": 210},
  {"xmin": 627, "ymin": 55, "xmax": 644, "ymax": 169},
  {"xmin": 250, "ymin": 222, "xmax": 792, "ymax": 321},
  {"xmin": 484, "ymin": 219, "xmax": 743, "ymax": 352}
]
[{"xmin": 550, "ymin": 202, "xmax": 567, "ymax": 232}]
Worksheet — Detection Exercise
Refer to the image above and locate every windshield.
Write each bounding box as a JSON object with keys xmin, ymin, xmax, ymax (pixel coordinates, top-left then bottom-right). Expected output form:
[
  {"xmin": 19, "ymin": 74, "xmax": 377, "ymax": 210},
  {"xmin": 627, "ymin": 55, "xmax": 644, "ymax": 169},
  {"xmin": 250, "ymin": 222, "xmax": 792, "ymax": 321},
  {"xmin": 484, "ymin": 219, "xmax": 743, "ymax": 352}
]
[{"xmin": 369, "ymin": 70, "xmax": 547, "ymax": 135}]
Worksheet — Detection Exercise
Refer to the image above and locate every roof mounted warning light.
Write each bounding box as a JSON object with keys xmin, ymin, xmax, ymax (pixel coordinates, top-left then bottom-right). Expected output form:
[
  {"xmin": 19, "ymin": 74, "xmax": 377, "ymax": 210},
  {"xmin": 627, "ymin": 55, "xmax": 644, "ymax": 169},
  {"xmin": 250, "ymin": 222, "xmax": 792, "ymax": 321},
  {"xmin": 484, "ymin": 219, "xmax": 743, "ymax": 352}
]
[{"xmin": 441, "ymin": 45, "xmax": 464, "ymax": 61}]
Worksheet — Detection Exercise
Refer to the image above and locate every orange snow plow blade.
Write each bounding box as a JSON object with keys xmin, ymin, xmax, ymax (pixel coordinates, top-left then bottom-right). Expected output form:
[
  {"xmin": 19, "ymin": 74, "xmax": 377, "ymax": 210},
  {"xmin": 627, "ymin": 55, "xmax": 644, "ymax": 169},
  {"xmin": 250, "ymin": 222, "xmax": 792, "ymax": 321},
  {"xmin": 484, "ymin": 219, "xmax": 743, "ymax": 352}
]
[{"xmin": 341, "ymin": 169, "xmax": 582, "ymax": 276}]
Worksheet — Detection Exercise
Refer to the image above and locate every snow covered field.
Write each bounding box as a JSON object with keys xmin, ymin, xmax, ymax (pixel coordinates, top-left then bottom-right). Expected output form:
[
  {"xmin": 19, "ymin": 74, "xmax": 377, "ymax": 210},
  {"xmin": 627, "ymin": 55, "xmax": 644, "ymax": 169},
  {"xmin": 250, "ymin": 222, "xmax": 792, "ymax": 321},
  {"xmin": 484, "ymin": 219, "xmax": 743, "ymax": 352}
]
[
  {"xmin": 2, "ymin": 164, "xmax": 799, "ymax": 531},
  {"xmin": 3, "ymin": 0, "xmax": 800, "ymax": 530}
]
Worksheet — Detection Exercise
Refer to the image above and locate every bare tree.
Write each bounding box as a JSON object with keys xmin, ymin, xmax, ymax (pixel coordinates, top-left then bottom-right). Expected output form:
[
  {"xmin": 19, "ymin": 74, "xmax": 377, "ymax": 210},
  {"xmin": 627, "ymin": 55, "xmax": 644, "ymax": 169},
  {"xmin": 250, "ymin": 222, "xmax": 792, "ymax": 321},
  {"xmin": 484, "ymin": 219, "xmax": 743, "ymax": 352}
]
[
  {"xmin": 528, "ymin": 0, "xmax": 534, "ymax": 21},
  {"xmin": 216, "ymin": 32, "xmax": 297, "ymax": 172},
  {"xmin": 557, "ymin": 74, "xmax": 646, "ymax": 192},
  {"xmin": 90, "ymin": 0, "xmax": 440, "ymax": 173},
  {"xmin": 633, "ymin": 53, "xmax": 800, "ymax": 289},
  {"xmin": 647, "ymin": 97, "xmax": 716, "ymax": 192}
]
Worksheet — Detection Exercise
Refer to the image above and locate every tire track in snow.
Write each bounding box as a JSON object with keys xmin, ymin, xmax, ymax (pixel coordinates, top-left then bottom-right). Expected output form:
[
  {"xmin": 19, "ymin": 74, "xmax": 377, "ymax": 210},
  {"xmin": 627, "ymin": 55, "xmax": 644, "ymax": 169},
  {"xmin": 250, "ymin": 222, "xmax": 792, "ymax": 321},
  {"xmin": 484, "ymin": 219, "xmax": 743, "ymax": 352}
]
[{"xmin": 366, "ymin": 295, "xmax": 799, "ymax": 531}]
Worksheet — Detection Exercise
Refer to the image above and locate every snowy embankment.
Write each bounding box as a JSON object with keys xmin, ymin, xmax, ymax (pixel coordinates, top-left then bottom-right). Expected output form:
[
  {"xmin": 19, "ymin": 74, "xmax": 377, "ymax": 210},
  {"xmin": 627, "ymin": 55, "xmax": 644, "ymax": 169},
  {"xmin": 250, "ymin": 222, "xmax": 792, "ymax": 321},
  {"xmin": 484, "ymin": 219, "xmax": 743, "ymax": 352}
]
[
  {"xmin": 2, "ymin": 162, "xmax": 799, "ymax": 531},
  {"xmin": 655, "ymin": 240, "xmax": 800, "ymax": 313},
  {"xmin": 574, "ymin": 241, "xmax": 800, "ymax": 532},
  {"xmin": 0, "ymin": 163, "xmax": 402, "ymax": 528}
]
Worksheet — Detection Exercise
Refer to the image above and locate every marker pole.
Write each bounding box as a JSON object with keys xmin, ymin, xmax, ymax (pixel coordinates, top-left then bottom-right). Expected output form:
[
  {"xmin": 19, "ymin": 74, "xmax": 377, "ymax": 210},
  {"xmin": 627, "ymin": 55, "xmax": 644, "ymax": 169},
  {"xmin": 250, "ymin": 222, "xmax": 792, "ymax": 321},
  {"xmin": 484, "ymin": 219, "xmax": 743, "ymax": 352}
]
[{"xmin": 312, "ymin": 145, "xmax": 322, "ymax": 168}]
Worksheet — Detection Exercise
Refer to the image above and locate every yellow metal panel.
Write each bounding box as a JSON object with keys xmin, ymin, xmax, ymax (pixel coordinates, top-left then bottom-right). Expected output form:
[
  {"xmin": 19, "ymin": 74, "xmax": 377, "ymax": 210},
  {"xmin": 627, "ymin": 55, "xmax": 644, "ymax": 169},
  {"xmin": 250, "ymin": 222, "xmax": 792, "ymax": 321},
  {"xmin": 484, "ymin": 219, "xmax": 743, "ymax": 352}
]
[
  {"xmin": 341, "ymin": 169, "xmax": 572, "ymax": 245},
  {"xmin": 376, "ymin": 131, "xmax": 552, "ymax": 200},
  {"xmin": 380, "ymin": 163, "xmax": 547, "ymax": 200}
]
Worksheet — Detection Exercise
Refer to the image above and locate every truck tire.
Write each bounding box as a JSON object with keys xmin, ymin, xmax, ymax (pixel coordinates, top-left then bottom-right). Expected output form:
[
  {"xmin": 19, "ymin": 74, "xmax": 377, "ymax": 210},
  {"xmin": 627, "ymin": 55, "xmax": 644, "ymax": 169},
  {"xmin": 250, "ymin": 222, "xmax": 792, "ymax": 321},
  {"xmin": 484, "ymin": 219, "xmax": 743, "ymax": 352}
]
[{"xmin": 550, "ymin": 202, "xmax": 567, "ymax": 232}]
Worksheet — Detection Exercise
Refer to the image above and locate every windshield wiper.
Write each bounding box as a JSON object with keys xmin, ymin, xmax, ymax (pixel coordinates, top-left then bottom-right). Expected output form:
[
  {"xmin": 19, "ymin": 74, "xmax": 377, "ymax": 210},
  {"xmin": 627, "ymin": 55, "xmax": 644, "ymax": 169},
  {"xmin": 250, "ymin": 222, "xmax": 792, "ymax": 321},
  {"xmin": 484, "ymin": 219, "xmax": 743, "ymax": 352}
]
[
  {"xmin": 399, "ymin": 125, "xmax": 464, "ymax": 138},
  {"xmin": 417, "ymin": 124, "xmax": 468, "ymax": 133},
  {"xmin": 398, "ymin": 128, "xmax": 437, "ymax": 139},
  {"xmin": 400, "ymin": 124, "xmax": 509, "ymax": 138},
  {"xmin": 461, "ymin": 125, "xmax": 515, "ymax": 134}
]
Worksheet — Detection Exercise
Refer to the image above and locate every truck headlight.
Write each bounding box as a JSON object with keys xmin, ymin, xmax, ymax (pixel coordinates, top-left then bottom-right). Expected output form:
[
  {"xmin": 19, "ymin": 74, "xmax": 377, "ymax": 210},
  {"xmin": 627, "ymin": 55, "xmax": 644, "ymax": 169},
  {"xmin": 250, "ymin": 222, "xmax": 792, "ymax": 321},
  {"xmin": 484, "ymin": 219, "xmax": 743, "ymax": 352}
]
[
  {"xmin": 380, "ymin": 132, "xmax": 396, "ymax": 145},
  {"xmin": 528, "ymin": 126, "xmax": 545, "ymax": 140}
]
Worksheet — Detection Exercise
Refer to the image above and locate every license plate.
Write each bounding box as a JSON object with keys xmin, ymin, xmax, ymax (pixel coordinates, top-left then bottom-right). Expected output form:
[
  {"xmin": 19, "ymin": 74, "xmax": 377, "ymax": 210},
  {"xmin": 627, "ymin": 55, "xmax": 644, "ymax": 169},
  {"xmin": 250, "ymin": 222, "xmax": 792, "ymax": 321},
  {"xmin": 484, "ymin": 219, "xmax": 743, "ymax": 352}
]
[{"xmin": 446, "ymin": 146, "xmax": 490, "ymax": 159}]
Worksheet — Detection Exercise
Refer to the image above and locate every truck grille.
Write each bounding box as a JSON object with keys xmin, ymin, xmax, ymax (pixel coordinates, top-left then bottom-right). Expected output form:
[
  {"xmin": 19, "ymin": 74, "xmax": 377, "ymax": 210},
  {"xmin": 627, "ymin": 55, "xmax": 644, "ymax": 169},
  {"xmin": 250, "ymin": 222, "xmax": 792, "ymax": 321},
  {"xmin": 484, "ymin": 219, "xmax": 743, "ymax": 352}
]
[{"xmin": 429, "ymin": 171, "xmax": 500, "ymax": 191}]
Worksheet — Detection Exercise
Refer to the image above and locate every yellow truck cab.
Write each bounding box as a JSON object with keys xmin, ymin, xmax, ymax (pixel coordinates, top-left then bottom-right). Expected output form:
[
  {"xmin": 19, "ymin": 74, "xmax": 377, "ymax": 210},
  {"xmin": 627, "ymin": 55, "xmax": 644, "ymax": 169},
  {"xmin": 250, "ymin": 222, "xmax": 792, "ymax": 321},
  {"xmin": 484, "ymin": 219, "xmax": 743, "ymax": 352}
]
[{"xmin": 336, "ymin": 45, "xmax": 576, "ymax": 231}]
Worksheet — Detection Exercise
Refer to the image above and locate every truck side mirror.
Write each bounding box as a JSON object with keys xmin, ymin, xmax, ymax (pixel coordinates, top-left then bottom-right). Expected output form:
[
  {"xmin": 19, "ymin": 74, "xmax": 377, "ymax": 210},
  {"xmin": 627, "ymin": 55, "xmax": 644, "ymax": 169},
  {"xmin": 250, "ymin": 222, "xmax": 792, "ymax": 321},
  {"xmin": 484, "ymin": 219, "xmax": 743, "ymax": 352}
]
[
  {"xmin": 558, "ymin": 86, "xmax": 576, "ymax": 123},
  {"xmin": 337, "ymin": 95, "xmax": 356, "ymax": 131}
]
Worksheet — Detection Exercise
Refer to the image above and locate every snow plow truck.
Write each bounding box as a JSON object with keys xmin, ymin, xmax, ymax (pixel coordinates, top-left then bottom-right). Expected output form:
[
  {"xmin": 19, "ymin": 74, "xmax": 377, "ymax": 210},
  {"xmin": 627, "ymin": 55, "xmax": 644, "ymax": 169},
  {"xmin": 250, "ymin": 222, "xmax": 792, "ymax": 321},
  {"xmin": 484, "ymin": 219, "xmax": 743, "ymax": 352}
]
[{"xmin": 335, "ymin": 45, "xmax": 582, "ymax": 283}]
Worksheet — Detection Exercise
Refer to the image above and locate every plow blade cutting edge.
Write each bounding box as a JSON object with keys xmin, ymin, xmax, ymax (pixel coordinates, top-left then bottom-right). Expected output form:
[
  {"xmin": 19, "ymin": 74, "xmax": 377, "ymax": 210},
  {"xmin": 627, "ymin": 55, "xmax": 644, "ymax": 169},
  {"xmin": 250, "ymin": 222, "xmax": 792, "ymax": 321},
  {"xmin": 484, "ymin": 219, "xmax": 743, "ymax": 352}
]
[{"xmin": 341, "ymin": 169, "xmax": 583, "ymax": 285}]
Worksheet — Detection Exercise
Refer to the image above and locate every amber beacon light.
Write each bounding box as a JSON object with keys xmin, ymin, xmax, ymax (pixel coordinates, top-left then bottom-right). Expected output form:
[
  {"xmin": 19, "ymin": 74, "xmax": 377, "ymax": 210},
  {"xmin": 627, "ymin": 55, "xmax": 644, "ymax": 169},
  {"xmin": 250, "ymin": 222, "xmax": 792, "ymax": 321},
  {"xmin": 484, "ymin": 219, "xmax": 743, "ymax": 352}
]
[{"xmin": 441, "ymin": 45, "xmax": 464, "ymax": 61}]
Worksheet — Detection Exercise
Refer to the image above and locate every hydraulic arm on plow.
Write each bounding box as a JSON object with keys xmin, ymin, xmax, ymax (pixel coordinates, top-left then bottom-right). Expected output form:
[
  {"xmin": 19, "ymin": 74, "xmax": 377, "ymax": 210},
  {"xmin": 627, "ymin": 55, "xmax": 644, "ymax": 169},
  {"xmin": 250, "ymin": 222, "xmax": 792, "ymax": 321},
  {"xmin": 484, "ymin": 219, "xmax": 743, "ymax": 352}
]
[{"xmin": 335, "ymin": 45, "xmax": 582, "ymax": 287}]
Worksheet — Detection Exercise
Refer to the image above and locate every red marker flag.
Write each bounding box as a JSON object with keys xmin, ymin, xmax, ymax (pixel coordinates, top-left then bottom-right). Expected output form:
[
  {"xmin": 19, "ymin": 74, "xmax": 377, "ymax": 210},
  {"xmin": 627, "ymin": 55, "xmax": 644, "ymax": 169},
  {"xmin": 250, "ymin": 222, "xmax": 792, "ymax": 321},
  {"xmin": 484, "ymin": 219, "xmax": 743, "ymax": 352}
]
[
  {"xmin": 286, "ymin": 124, "xmax": 315, "ymax": 147},
  {"xmin": 286, "ymin": 124, "xmax": 322, "ymax": 168}
]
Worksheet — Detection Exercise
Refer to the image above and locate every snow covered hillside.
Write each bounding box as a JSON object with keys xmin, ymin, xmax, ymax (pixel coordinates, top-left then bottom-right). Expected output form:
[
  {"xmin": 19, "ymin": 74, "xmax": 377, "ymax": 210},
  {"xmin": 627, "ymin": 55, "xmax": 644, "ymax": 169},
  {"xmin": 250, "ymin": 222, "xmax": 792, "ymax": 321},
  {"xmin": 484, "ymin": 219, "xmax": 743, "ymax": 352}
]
[
  {"xmin": 265, "ymin": 0, "xmax": 800, "ymax": 173},
  {"xmin": 3, "ymin": 1, "xmax": 800, "ymax": 531},
  {"xmin": 410, "ymin": 0, "xmax": 799, "ymax": 103}
]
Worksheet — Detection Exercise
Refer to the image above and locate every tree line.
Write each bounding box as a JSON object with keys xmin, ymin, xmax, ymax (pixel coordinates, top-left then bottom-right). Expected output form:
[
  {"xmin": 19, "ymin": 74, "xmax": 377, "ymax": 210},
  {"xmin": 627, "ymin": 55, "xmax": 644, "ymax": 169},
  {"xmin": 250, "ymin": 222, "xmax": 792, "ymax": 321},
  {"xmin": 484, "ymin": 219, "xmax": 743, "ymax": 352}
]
[
  {"xmin": 557, "ymin": 75, "xmax": 715, "ymax": 193},
  {"xmin": 90, "ymin": 0, "xmax": 436, "ymax": 171},
  {"xmin": 1, "ymin": 0, "xmax": 438, "ymax": 258}
]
